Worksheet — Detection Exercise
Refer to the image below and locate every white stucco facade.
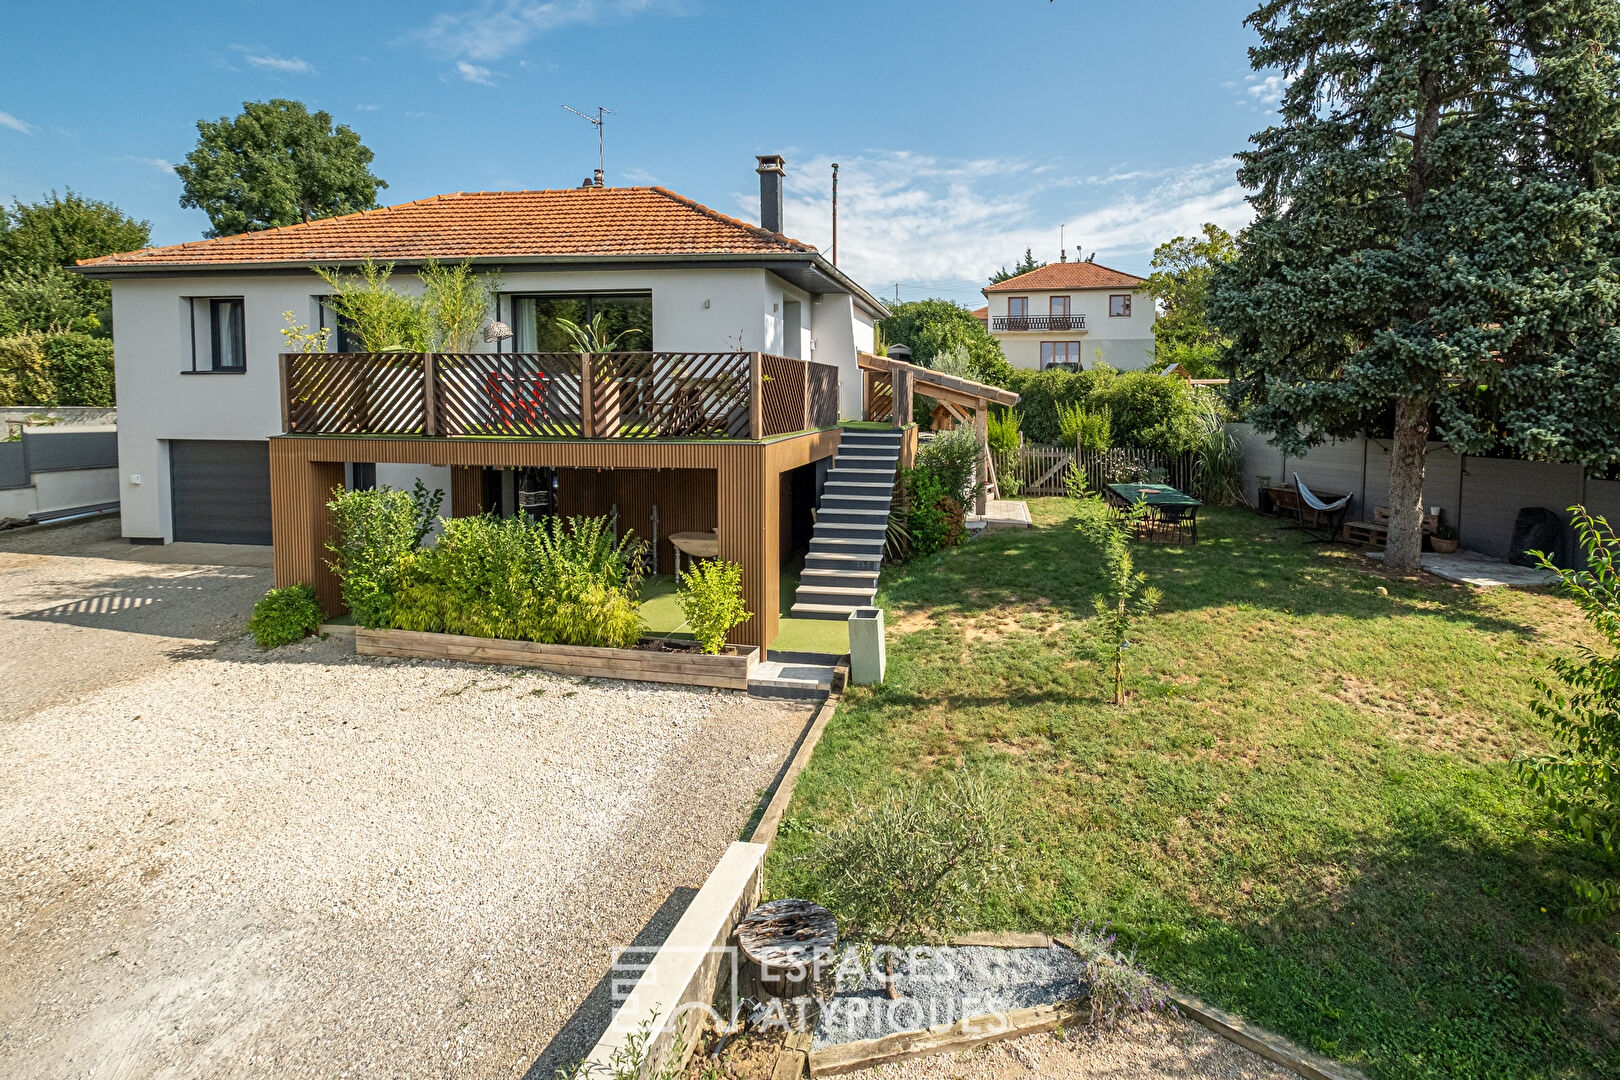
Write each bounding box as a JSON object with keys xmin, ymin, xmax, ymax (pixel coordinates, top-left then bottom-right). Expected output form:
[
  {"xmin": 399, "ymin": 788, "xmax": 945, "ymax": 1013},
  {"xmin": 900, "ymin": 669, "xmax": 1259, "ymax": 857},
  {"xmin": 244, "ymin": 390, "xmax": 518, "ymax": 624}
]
[
  {"xmin": 108, "ymin": 265, "xmax": 878, "ymax": 541},
  {"xmin": 982, "ymin": 286, "xmax": 1156, "ymax": 372}
]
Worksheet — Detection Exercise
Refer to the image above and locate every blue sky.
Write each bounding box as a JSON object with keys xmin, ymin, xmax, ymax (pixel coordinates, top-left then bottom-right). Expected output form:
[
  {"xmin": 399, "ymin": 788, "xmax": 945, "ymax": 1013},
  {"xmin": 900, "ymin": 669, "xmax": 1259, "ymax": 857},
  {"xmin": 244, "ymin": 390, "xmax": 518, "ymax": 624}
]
[{"xmin": 0, "ymin": 1, "xmax": 1274, "ymax": 307}]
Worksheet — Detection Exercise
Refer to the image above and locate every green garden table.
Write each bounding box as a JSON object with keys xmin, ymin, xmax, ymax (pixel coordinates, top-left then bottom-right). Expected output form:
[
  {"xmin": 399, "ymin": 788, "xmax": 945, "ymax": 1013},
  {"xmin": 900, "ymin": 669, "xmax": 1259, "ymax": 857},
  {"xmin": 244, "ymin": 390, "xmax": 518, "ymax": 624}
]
[{"xmin": 1105, "ymin": 483, "xmax": 1203, "ymax": 542}]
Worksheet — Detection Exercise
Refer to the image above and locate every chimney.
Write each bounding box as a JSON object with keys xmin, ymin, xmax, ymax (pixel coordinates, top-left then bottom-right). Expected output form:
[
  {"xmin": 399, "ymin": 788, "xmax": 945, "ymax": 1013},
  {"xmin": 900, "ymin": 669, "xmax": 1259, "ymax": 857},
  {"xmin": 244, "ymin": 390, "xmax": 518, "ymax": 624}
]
[
  {"xmin": 593, "ymin": 168, "xmax": 604, "ymax": 187},
  {"xmin": 756, "ymin": 154, "xmax": 786, "ymax": 234}
]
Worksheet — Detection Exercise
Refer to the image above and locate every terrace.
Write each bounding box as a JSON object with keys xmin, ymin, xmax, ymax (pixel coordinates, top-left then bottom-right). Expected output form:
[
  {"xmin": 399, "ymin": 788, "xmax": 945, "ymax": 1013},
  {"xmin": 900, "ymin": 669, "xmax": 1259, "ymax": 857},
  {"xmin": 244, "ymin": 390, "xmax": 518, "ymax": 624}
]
[{"xmin": 278, "ymin": 350, "xmax": 841, "ymax": 440}]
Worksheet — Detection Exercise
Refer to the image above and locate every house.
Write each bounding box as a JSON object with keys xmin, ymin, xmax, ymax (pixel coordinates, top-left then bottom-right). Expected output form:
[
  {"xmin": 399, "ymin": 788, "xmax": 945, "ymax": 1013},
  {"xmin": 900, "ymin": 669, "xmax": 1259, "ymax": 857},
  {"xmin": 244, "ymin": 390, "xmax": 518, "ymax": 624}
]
[
  {"xmin": 980, "ymin": 259, "xmax": 1155, "ymax": 371},
  {"xmin": 76, "ymin": 156, "xmax": 918, "ymax": 653}
]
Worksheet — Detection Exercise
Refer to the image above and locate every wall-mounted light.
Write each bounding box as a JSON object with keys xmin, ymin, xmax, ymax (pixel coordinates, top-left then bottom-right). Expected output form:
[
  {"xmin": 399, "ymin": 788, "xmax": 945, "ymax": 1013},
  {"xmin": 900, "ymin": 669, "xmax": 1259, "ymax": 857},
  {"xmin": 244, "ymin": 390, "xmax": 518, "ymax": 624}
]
[{"xmin": 702, "ymin": 299, "xmax": 711, "ymax": 309}]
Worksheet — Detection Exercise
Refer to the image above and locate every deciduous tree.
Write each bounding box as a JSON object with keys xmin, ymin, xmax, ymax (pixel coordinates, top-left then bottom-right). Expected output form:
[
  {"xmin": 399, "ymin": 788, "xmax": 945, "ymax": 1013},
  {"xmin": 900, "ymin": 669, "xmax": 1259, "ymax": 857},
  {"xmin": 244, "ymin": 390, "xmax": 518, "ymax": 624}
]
[
  {"xmin": 0, "ymin": 190, "xmax": 150, "ymax": 334},
  {"xmin": 880, "ymin": 298, "xmax": 1012, "ymax": 385},
  {"xmin": 1142, "ymin": 223, "xmax": 1235, "ymax": 378},
  {"xmin": 177, "ymin": 99, "xmax": 386, "ymax": 237},
  {"xmin": 1211, "ymin": 0, "xmax": 1620, "ymax": 571}
]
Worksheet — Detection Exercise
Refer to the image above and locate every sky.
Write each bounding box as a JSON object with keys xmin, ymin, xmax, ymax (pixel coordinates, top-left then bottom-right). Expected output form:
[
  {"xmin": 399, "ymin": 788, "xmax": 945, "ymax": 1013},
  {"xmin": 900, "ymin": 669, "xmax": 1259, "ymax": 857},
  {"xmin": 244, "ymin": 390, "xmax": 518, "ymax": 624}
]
[{"xmin": 0, "ymin": 0, "xmax": 1277, "ymax": 309}]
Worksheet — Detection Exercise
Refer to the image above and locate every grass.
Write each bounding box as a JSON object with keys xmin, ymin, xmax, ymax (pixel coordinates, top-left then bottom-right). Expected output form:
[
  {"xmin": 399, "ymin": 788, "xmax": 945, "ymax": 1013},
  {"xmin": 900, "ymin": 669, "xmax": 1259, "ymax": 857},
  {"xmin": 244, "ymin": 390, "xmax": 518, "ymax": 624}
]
[
  {"xmin": 639, "ymin": 556, "xmax": 849, "ymax": 656},
  {"xmin": 768, "ymin": 498, "xmax": 1620, "ymax": 1080}
]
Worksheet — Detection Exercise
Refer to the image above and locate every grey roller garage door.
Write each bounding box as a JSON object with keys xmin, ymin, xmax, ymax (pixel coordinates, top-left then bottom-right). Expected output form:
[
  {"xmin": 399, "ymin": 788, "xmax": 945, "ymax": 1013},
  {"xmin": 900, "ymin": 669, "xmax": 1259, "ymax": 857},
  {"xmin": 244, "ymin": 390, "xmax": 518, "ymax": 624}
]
[{"xmin": 169, "ymin": 440, "xmax": 273, "ymax": 545}]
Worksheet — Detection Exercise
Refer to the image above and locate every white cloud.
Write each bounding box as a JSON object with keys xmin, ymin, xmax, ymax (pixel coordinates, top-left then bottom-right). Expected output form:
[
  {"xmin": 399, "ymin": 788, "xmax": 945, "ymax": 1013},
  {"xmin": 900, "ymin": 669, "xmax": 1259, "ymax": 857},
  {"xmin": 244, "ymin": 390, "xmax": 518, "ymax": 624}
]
[
  {"xmin": 240, "ymin": 50, "xmax": 316, "ymax": 74},
  {"xmin": 0, "ymin": 110, "xmax": 34, "ymax": 134},
  {"xmin": 1242, "ymin": 72, "xmax": 1286, "ymax": 110},
  {"xmin": 456, "ymin": 60, "xmax": 498, "ymax": 85},
  {"xmin": 355, "ymin": 104, "xmax": 382, "ymax": 111},
  {"xmin": 138, "ymin": 157, "xmax": 177, "ymax": 174},
  {"xmin": 412, "ymin": 0, "xmax": 681, "ymax": 63},
  {"xmin": 751, "ymin": 152, "xmax": 1252, "ymax": 306}
]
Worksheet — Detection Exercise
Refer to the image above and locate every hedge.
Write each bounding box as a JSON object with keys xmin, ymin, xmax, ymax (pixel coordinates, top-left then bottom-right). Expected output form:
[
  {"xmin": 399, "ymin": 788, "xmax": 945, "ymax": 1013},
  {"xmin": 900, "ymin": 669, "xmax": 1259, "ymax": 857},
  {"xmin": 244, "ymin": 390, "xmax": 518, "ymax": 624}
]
[{"xmin": 0, "ymin": 331, "xmax": 114, "ymax": 406}]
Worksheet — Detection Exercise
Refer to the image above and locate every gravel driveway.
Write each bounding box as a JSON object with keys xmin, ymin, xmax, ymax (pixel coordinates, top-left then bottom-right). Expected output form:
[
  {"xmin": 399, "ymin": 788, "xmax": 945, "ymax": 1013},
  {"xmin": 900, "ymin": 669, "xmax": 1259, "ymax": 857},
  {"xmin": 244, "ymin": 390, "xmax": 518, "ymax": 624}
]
[{"xmin": 0, "ymin": 521, "xmax": 813, "ymax": 1078}]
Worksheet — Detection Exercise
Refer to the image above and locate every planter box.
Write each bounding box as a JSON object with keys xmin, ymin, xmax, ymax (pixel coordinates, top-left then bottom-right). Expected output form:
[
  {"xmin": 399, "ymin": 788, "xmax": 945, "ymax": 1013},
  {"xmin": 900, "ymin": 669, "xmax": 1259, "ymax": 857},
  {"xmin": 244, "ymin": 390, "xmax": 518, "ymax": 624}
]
[{"xmin": 353, "ymin": 627, "xmax": 759, "ymax": 689}]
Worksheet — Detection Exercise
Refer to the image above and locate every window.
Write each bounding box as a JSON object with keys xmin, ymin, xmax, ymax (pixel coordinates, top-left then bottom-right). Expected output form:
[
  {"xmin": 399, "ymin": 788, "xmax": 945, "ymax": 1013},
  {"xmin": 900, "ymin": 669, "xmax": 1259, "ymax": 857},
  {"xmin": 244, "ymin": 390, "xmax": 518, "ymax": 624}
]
[
  {"xmin": 187, "ymin": 297, "xmax": 246, "ymax": 371},
  {"xmin": 1049, "ymin": 295, "xmax": 1070, "ymax": 317},
  {"xmin": 1041, "ymin": 341, "xmax": 1083, "ymax": 369},
  {"xmin": 1109, "ymin": 294, "xmax": 1132, "ymax": 318},
  {"xmin": 318, "ymin": 298, "xmax": 363, "ymax": 352},
  {"xmin": 1006, "ymin": 296, "xmax": 1029, "ymax": 318},
  {"xmin": 506, "ymin": 293, "xmax": 652, "ymax": 352}
]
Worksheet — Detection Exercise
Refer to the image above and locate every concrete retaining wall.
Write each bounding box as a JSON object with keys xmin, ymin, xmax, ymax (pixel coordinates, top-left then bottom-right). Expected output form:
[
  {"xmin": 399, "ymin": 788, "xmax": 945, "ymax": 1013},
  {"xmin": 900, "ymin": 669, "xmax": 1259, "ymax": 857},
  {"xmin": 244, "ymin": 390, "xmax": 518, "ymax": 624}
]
[{"xmin": 583, "ymin": 841, "xmax": 766, "ymax": 1077}]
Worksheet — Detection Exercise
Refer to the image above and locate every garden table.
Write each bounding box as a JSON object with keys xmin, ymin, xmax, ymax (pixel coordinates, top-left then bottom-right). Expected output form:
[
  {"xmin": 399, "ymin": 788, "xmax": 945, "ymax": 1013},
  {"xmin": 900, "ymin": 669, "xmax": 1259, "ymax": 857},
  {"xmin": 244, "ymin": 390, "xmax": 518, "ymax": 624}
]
[
  {"xmin": 668, "ymin": 530, "xmax": 719, "ymax": 575},
  {"xmin": 1105, "ymin": 483, "xmax": 1203, "ymax": 542}
]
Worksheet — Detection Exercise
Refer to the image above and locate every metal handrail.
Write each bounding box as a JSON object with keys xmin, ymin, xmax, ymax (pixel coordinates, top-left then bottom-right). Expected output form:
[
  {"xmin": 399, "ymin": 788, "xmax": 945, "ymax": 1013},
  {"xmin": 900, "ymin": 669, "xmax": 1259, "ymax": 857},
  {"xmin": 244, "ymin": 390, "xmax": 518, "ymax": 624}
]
[{"xmin": 990, "ymin": 314, "xmax": 1088, "ymax": 331}]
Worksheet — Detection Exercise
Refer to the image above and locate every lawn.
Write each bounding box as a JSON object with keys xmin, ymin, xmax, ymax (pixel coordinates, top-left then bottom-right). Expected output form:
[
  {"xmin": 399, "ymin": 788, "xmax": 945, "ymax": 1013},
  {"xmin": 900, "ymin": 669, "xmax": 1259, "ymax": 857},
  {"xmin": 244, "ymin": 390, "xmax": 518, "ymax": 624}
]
[{"xmin": 767, "ymin": 498, "xmax": 1619, "ymax": 1080}]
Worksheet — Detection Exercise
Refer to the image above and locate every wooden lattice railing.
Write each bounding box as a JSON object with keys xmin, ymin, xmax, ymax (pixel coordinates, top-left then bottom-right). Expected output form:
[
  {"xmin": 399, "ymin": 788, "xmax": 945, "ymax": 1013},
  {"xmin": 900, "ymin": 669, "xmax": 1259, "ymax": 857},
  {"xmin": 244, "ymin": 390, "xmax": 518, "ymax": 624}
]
[
  {"xmin": 280, "ymin": 350, "xmax": 840, "ymax": 440},
  {"xmin": 863, "ymin": 369, "xmax": 894, "ymax": 423}
]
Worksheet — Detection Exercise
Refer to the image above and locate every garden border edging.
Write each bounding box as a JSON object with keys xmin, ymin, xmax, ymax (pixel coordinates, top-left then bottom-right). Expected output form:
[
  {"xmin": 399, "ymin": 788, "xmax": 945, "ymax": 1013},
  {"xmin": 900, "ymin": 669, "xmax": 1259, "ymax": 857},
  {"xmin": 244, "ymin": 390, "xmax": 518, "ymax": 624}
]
[{"xmin": 353, "ymin": 626, "xmax": 759, "ymax": 689}]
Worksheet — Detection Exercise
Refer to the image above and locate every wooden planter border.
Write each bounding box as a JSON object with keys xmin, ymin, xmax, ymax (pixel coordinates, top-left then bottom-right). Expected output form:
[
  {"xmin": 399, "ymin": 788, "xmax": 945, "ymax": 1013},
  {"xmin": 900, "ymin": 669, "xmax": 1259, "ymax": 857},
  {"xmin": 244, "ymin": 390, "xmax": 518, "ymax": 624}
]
[{"xmin": 354, "ymin": 626, "xmax": 759, "ymax": 689}]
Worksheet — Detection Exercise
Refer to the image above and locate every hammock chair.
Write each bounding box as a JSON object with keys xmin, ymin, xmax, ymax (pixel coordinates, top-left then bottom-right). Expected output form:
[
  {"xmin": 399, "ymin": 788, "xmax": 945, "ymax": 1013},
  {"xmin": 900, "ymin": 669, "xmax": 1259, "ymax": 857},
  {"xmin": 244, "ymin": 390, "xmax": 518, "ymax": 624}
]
[{"xmin": 1293, "ymin": 473, "xmax": 1352, "ymax": 542}]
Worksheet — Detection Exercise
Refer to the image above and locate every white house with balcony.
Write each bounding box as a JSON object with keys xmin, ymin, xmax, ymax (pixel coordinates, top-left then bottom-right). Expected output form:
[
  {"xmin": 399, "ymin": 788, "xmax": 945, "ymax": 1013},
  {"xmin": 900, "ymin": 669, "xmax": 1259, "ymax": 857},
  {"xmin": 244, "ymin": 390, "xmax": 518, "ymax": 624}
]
[{"xmin": 981, "ymin": 259, "xmax": 1155, "ymax": 371}]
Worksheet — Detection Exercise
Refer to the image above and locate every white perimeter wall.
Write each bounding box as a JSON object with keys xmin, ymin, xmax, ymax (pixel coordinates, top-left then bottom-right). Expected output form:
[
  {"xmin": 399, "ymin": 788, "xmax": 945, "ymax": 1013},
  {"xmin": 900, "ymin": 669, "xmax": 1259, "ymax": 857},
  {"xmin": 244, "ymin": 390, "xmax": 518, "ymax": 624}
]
[
  {"xmin": 0, "ymin": 468, "xmax": 118, "ymax": 522},
  {"xmin": 983, "ymin": 287, "xmax": 1155, "ymax": 371},
  {"xmin": 110, "ymin": 266, "xmax": 872, "ymax": 541}
]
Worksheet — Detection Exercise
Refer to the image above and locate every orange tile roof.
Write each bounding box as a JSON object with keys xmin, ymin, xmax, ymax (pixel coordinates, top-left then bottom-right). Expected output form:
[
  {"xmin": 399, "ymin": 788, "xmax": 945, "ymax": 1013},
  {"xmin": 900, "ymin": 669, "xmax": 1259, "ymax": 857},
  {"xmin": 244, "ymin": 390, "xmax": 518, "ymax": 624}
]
[
  {"xmin": 982, "ymin": 261, "xmax": 1146, "ymax": 293},
  {"xmin": 970, "ymin": 305, "xmax": 988, "ymax": 319},
  {"xmin": 78, "ymin": 186, "xmax": 816, "ymax": 269}
]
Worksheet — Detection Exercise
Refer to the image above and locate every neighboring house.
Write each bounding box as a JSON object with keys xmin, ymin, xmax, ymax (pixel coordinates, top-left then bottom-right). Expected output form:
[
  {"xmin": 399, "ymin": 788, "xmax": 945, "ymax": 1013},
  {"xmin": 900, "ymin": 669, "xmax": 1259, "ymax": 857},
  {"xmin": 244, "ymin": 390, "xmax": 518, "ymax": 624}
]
[
  {"xmin": 981, "ymin": 259, "xmax": 1155, "ymax": 371},
  {"xmin": 970, "ymin": 305, "xmax": 988, "ymax": 329},
  {"xmin": 76, "ymin": 156, "xmax": 894, "ymax": 651}
]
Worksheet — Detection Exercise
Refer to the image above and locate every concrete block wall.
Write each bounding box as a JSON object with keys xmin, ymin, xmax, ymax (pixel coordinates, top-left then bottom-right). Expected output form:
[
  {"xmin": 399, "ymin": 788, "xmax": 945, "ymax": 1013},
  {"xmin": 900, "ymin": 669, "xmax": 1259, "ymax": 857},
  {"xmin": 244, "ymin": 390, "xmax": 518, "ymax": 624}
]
[{"xmin": 1232, "ymin": 423, "xmax": 1620, "ymax": 560}]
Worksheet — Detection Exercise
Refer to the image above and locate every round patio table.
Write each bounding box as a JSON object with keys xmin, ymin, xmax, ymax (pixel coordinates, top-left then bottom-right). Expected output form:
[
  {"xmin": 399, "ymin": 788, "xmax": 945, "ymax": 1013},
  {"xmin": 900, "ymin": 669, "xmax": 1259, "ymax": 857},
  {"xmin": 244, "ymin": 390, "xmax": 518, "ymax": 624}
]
[{"xmin": 668, "ymin": 530, "xmax": 719, "ymax": 575}]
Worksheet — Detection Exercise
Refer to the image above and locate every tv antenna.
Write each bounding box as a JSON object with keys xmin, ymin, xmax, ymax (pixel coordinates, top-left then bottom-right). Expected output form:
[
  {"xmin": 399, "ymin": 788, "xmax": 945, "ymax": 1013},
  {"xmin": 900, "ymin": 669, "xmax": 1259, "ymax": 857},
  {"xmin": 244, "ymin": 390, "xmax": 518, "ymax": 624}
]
[{"xmin": 561, "ymin": 104, "xmax": 611, "ymax": 184}]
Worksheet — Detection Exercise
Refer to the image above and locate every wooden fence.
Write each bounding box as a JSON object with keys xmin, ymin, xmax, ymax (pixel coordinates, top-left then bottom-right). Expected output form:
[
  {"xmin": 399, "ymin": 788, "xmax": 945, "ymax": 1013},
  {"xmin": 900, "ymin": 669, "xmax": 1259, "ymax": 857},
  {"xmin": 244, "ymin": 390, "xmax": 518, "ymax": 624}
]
[
  {"xmin": 281, "ymin": 351, "xmax": 838, "ymax": 441},
  {"xmin": 1000, "ymin": 442, "xmax": 1194, "ymax": 497}
]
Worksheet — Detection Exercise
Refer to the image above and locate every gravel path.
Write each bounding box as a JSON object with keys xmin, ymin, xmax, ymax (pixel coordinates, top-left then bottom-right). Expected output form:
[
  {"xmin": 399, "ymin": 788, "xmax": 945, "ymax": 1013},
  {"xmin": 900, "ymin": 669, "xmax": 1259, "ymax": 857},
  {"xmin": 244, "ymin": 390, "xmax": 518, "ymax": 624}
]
[
  {"xmin": 0, "ymin": 565, "xmax": 812, "ymax": 1077},
  {"xmin": 848, "ymin": 1018, "xmax": 1296, "ymax": 1080}
]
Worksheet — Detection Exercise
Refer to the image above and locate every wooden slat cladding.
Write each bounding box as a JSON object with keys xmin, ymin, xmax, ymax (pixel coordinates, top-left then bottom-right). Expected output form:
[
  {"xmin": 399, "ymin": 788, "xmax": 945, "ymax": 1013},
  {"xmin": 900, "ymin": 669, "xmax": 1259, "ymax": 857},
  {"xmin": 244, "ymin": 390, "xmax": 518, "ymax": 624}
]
[
  {"xmin": 285, "ymin": 353, "xmax": 426, "ymax": 435},
  {"xmin": 808, "ymin": 361, "xmax": 839, "ymax": 428},
  {"xmin": 450, "ymin": 465, "xmax": 485, "ymax": 517},
  {"xmin": 760, "ymin": 353, "xmax": 806, "ymax": 436},
  {"xmin": 864, "ymin": 369, "xmax": 894, "ymax": 422},
  {"xmin": 554, "ymin": 467, "xmax": 716, "ymax": 574},
  {"xmin": 268, "ymin": 428, "xmax": 841, "ymax": 651},
  {"xmin": 436, "ymin": 352, "xmax": 585, "ymax": 437}
]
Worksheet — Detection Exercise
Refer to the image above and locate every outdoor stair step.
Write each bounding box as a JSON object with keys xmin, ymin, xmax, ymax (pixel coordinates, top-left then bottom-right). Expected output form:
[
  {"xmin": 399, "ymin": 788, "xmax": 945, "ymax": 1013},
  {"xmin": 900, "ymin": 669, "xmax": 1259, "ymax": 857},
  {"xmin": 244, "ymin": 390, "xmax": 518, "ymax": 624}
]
[
  {"xmin": 748, "ymin": 660, "xmax": 837, "ymax": 701},
  {"xmin": 814, "ymin": 522, "xmax": 888, "ymax": 534},
  {"xmin": 797, "ymin": 569, "xmax": 880, "ymax": 586},
  {"xmin": 789, "ymin": 601, "xmax": 866, "ymax": 620},
  {"xmin": 824, "ymin": 480, "xmax": 893, "ymax": 490},
  {"xmin": 796, "ymin": 585, "xmax": 878, "ymax": 601},
  {"xmin": 819, "ymin": 507, "xmax": 890, "ymax": 520},
  {"xmin": 834, "ymin": 456, "xmax": 896, "ymax": 466}
]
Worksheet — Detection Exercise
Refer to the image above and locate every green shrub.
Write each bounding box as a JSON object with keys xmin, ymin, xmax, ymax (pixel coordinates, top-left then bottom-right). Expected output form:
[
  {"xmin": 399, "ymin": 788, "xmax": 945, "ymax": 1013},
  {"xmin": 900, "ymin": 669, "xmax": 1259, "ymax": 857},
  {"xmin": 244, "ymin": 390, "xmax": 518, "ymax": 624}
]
[
  {"xmin": 1090, "ymin": 370, "xmax": 1203, "ymax": 456},
  {"xmin": 392, "ymin": 514, "xmax": 647, "ymax": 648},
  {"xmin": 325, "ymin": 487, "xmax": 425, "ymax": 628},
  {"xmin": 246, "ymin": 584, "xmax": 323, "ymax": 648},
  {"xmin": 1519, "ymin": 508, "xmax": 1620, "ymax": 920},
  {"xmin": 913, "ymin": 427, "xmax": 982, "ymax": 508},
  {"xmin": 904, "ymin": 469, "xmax": 963, "ymax": 558},
  {"xmin": 1004, "ymin": 367, "xmax": 1112, "ymax": 443},
  {"xmin": 676, "ymin": 558, "xmax": 750, "ymax": 654},
  {"xmin": 1058, "ymin": 402, "xmax": 1112, "ymax": 451},
  {"xmin": 314, "ymin": 260, "xmax": 429, "ymax": 352},
  {"xmin": 787, "ymin": 767, "xmax": 1010, "ymax": 993},
  {"xmin": 0, "ymin": 331, "xmax": 53, "ymax": 406},
  {"xmin": 985, "ymin": 407, "xmax": 1020, "ymax": 455},
  {"xmin": 41, "ymin": 332, "xmax": 115, "ymax": 406}
]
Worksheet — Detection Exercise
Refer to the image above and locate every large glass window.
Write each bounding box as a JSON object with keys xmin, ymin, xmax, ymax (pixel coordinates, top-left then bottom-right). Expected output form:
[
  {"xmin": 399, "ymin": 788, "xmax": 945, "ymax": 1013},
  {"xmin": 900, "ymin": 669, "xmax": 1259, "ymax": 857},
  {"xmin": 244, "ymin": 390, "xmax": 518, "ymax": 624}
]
[
  {"xmin": 1109, "ymin": 294, "xmax": 1132, "ymax": 318},
  {"xmin": 1049, "ymin": 295, "xmax": 1070, "ymax": 316},
  {"xmin": 1006, "ymin": 296, "xmax": 1029, "ymax": 319},
  {"xmin": 509, "ymin": 293, "xmax": 652, "ymax": 352},
  {"xmin": 1041, "ymin": 341, "xmax": 1083, "ymax": 369}
]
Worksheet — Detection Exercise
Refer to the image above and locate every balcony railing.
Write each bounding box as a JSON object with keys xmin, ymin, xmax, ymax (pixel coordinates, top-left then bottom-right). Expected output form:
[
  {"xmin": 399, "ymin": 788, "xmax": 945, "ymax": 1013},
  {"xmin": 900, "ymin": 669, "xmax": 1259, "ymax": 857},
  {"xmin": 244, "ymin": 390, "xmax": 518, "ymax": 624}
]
[
  {"xmin": 990, "ymin": 314, "xmax": 1088, "ymax": 332},
  {"xmin": 278, "ymin": 351, "xmax": 839, "ymax": 441}
]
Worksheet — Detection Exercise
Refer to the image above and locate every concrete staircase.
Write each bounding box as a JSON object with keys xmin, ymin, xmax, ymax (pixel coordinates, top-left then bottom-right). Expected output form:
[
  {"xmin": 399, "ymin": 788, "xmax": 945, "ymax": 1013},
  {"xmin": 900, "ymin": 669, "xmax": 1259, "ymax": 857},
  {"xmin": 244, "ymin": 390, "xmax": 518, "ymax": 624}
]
[{"xmin": 790, "ymin": 426, "xmax": 903, "ymax": 621}]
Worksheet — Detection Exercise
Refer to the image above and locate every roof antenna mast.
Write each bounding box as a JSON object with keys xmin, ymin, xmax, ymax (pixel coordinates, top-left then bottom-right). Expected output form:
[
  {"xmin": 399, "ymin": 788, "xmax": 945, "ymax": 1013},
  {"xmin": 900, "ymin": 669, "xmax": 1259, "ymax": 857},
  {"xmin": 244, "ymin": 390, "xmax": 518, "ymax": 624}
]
[{"xmin": 562, "ymin": 104, "xmax": 611, "ymax": 185}]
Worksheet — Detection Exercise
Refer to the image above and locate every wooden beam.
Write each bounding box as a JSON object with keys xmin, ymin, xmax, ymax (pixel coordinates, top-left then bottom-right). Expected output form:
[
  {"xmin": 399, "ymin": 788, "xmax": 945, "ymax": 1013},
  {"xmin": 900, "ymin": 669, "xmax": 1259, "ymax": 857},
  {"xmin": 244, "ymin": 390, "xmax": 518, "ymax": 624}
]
[
  {"xmin": 749, "ymin": 351, "xmax": 765, "ymax": 440},
  {"xmin": 975, "ymin": 405, "xmax": 990, "ymax": 515}
]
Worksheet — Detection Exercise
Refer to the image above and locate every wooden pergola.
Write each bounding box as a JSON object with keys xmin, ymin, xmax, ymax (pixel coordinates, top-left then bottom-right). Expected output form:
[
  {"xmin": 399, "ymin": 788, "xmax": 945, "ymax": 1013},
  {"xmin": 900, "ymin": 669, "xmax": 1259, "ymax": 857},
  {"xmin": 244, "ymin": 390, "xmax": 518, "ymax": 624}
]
[{"xmin": 857, "ymin": 351, "xmax": 1019, "ymax": 514}]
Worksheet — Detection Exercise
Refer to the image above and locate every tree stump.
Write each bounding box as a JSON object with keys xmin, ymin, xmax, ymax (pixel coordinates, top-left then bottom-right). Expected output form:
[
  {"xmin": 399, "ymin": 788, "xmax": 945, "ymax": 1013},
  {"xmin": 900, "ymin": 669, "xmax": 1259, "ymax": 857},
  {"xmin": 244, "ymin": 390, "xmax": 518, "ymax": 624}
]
[{"xmin": 735, "ymin": 899, "xmax": 838, "ymax": 1029}]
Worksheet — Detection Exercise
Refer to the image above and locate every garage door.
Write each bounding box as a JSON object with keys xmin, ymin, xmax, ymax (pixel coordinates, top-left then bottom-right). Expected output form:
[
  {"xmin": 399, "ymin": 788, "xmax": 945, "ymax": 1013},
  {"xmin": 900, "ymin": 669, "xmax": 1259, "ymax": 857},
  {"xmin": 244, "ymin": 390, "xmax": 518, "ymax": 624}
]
[{"xmin": 169, "ymin": 440, "xmax": 273, "ymax": 545}]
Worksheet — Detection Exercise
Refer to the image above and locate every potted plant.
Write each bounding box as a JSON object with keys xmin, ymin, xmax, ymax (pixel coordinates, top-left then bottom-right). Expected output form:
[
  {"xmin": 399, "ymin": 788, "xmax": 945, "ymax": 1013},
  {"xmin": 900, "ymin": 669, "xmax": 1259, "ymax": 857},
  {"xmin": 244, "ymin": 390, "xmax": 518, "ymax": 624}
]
[{"xmin": 1431, "ymin": 523, "xmax": 1459, "ymax": 554}]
